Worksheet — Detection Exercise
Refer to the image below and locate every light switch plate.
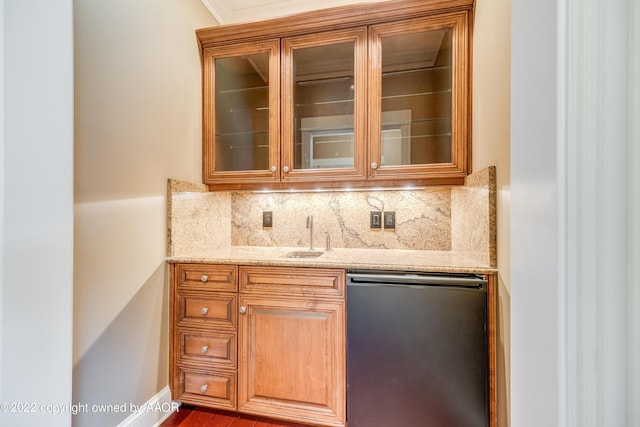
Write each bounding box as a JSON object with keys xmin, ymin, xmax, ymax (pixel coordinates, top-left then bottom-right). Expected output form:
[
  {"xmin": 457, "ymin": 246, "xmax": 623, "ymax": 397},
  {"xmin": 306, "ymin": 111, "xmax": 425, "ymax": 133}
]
[
  {"xmin": 263, "ymin": 211, "xmax": 273, "ymax": 228},
  {"xmin": 370, "ymin": 211, "xmax": 382, "ymax": 229},
  {"xmin": 383, "ymin": 211, "xmax": 396, "ymax": 229}
]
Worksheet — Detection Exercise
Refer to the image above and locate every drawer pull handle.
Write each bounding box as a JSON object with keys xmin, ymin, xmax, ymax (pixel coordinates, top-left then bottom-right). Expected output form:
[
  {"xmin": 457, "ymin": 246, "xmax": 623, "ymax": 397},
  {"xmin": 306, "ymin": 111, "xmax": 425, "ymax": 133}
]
[
  {"xmin": 239, "ymin": 306, "xmax": 247, "ymax": 314},
  {"xmin": 201, "ymin": 307, "xmax": 209, "ymax": 316},
  {"xmin": 201, "ymin": 345, "xmax": 209, "ymax": 354},
  {"xmin": 200, "ymin": 274, "xmax": 208, "ymax": 282},
  {"xmin": 200, "ymin": 384, "xmax": 208, "ymax": 393}
]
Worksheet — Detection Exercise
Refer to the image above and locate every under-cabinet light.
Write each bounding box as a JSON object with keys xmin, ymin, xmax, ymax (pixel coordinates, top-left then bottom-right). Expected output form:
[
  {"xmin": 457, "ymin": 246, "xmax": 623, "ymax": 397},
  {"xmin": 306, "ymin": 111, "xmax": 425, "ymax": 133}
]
[{"xmin": 251, "ymin": 186, "xmax": 425, "ymax": 194}]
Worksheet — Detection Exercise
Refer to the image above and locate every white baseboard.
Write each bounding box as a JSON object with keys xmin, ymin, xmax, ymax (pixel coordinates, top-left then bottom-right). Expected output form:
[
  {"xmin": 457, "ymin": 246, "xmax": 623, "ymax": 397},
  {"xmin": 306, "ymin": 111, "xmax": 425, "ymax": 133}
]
[{"xmin": 116, "ymin": 386, "xmax": 181, "ymax": 427}]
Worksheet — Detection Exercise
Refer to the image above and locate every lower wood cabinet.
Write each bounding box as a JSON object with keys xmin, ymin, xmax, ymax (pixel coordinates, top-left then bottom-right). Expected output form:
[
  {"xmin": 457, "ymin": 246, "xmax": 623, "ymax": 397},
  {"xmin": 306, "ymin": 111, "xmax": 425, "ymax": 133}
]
[
  {"xmin": 169, "ymin": 263, "xmax": 346, "ymax": 427},
  {"xmin": 175, "ymin": 366, "xmax": 237, "ymax": 410},
  {"xmin": 238, "ymin": 296, "xmax": 345, "ymax": 426}
]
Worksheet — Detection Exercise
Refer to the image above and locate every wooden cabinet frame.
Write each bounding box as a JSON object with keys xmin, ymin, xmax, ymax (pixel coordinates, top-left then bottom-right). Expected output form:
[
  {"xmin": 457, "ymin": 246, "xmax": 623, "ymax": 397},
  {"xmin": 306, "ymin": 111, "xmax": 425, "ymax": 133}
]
[
  {"xmin": 237, "ymin": 266, "xmax": 346, "ymax": 426},
  {"xmin": 368, "ymin": 12, "xmax": 470, "ymax": 181},
  {"xmin": 202, "ymin": 40, "xmax": 281, "ymax": 185},
  {"xmin": 281, "ymin": 28, "xmax": 367, "ymax": 184},
  {"xmin": 237, "ymin": 296, "xmax": 346, "ymax": 426},
  {"xmin": 170, "ymin": 264, "xmax": 239, "ymax": 410},
  {"xmin": 197, "ymin": 0, "xmax": 474, "ymax": 190}
]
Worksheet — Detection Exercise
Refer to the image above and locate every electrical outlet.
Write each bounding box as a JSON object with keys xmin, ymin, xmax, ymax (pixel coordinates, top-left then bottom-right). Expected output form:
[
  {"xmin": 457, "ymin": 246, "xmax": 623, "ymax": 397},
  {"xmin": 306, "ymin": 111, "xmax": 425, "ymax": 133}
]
[
  {"xmin": 370, "ymin": 211, "xmax": 382, "ymax": 229},
  {"xmin": 383, "ymin": 211, "xmax": 396, "ymax": 229},
  {"xmin": 263, "ymin": 211, "xmax": 273, "ymax": 228}
]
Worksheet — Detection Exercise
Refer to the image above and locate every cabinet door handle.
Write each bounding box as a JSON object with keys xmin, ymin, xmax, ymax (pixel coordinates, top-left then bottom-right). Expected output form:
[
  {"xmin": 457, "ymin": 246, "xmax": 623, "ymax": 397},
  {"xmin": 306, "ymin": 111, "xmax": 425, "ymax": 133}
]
[
  {"xmin": 200, "ymin": 384, "xmax": 208, "ymax": 393},
  {"xmin": 201, "ymin": 307, "xmax": 209, "ymax": 316},
  {"xmin": 270, "ymin": 165, "xmax": 277, "ymax": 173},
  {"xmin": 282, "ymin": 165, "xmax": 289, "ymax": 173},
  {"xmin": 201, "ymin": 345, "xmax": 209, "ymax": 354},
  {"xmin": 239, "ymin": 306, "xmax": 247, "ymax": 314},
  {"xmin": 371, "ymin": 162, "xmax": 378, "ymax": 170},
  {"xmin": 200, "ymin": 274, "xmax": 208, "ymax": 282}
]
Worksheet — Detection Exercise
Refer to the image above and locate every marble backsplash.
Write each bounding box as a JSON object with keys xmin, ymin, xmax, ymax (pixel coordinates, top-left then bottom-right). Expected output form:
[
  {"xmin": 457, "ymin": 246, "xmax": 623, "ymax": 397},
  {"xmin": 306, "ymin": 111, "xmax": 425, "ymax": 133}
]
[
  {"xmin": 168, "ymin": 166, "xmax": 496, "ymax": 267},
  {"xmin": 451, "ymin": 167, "xmax": 497, "ymax": 266},
  {"xmin": 230, "ymin": 188, "xmax": 452, "ymax": 250}
]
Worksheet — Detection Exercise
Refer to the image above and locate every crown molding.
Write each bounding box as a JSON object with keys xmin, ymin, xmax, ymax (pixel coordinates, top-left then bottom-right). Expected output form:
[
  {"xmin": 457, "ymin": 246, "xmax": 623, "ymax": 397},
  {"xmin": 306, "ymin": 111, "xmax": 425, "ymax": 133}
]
[
  {"xmin": 200, "ymin": 0, "xmax": 390, "ymax": 25},
  {"xmin": 200, "ymin": 0, "xmax": 231, "ymax": 24}
]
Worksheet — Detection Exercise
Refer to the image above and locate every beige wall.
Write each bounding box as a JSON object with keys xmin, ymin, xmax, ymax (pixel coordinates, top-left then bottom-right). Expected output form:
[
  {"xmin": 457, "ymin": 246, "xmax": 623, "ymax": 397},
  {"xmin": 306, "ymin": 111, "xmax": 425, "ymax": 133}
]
[
  {"xmin": 1, "ymin": 1, "xmax": 74, "ymax": 426},
  {"xmin": 472, "ymin": 1, "xmax": 511, "ymax": 426},
  {"xmin": 73, "ymin": 0, "xmax": 217, "ymax": 425}
]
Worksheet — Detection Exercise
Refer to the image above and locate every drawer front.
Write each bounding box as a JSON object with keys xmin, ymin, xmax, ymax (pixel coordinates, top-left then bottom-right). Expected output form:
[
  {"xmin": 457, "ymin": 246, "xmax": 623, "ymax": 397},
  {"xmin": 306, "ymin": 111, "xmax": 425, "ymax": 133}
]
[
  {"xmin": 178, "ymin": 293, "xmax": 237, "ymax": 330},
  {"xmin": 179, "ymin": 330, "xmax": 236, "ymax": 368},
  {"xmin": 240, "ymin": 266, "xmax": 345, "ymax": 299},
  {"xmin": 176, "ymin": 264, "xmax": 237, "ymax": 292},
  {"xmin": 176, "ymin": 367, "xmax": 236, "ymax": 410}
]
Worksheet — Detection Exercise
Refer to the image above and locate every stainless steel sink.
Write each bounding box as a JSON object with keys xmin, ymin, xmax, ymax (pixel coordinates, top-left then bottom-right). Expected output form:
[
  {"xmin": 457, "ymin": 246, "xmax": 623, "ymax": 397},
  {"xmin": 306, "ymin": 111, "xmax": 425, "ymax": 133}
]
[{"xmin": 285, "ymin": 250, "xmax": 325, "ymax": 258}]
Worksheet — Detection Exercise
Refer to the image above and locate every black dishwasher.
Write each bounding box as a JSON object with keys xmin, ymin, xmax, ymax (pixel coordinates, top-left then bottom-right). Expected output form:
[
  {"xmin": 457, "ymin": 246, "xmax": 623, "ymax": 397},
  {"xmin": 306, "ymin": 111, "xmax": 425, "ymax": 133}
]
[{"xmin": 346, "ymin": 270, "xmax": 488, "ymax": 427}]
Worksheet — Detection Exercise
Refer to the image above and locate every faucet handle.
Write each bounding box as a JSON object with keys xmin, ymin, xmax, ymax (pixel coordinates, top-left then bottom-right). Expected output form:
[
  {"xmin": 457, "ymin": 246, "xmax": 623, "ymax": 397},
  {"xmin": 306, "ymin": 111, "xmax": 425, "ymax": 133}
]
[
  {"xmin": 306, "ymin": 214, "xmax": 313, "ymax": 228},
  {"xmin": 325, "ymin": 232, "xmax": 332, "ymax": 251}
]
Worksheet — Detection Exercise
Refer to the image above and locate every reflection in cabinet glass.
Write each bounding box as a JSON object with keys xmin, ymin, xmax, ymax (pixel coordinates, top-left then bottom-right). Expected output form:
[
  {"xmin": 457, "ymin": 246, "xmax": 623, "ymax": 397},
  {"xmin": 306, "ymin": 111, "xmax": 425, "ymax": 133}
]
[
  {"xmin": 198, "ymin": 2, "xmax": 471, "ymax": 188},
  {"xmin": 293, "ymin": 41, "xmax": 355, "ymax": 169},
  {"xmin": 380, "ymin": 28, "xmax": 452, "ymax": 166},
  {"xmin": 282, "ymin": 28, "xmax": 366, "ymax": 182},
  {"xmin": 203, "ymin": 39, "xmax": 280, "ymax": 184},
  {"xmin": 215, "ymin": 52, "xmax": 271, "ymax": 171},
  {"xmin": 368, "ymin": 12, "xmax": 469, "ymax": 182}
]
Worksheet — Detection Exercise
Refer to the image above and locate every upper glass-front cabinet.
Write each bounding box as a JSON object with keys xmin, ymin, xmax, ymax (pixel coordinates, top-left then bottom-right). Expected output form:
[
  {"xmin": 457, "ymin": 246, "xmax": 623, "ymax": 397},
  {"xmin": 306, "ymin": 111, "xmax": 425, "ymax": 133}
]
[
  {"xmin": 203, "ymin": 40, "xmax": 280, "ymax": 184},
  {"xmin": 368, "ymin": 13, "xmax": 469, "ymax": 180},
  {"xmin": 198, "ymin": 2, "xmax": 472, "ymax": 189},
  {"xmin": 281, "ymin": 28, "xmax": 367, "ymax": 182}
]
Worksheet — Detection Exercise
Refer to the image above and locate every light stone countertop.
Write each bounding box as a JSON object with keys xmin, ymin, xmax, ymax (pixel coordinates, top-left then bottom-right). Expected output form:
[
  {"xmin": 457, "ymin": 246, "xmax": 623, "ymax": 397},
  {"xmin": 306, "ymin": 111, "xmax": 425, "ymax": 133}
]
[{"xmin": 167, "ymin": 246, "xmax": 496, "ymax": 274}]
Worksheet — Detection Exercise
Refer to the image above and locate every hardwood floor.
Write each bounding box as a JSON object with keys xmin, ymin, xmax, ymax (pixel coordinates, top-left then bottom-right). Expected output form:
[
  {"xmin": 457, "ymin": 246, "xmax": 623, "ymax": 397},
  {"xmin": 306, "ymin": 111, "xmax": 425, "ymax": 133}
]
[{"xmin": 160, "ymin": 405, "xmax": 315, "ymax": 427}]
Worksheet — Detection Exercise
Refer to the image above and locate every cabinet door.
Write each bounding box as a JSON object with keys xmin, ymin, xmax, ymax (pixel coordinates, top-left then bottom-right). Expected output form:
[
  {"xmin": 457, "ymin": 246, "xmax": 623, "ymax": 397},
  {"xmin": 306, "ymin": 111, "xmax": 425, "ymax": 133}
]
[
  {"xmin": 281, "ymin": 28, "xmax": 367, "ymax": 183},
  {"xmin": 368, "ymin": 12, "xmax": 470, "ymax": 182},
  {"xmin": 203, "ymin": 40, "xmax": 280, "ymax": 184},
  {"xmin": 238, "ymin": 296, "xmax": 346, "ymax": 426}
]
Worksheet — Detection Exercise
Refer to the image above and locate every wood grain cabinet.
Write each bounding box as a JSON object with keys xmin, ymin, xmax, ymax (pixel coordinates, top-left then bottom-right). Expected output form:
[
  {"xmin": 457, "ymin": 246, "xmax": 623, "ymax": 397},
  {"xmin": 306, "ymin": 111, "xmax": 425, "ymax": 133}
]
[
  {"xmin": 169, "ymin": 264, "xmax": 346, "ymax": 427},
  {"xmin": 238, "ymin": 266, "xmax": 346, "ymax": 426},
  {"xmin": 197, "ymin": 0, "xmax": 474, "ymax": 190},
  {"xmin": 202, "ymin": 40, "xmax": 281, "ymax": 184},
  {"xmin": 170, "ymin": 264, "xmax": 239, "ymax": 410},
  {"xmin": 367, "ymin": 13, "xmax": 470, "ymax": 182}
]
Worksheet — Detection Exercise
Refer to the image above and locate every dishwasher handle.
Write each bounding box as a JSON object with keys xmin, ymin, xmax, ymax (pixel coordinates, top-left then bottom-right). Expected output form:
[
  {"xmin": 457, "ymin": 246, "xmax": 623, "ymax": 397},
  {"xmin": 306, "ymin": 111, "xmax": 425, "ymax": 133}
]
[{"xmin": 347, "ymin": 271, "xmax": 487, "ymax": 288}]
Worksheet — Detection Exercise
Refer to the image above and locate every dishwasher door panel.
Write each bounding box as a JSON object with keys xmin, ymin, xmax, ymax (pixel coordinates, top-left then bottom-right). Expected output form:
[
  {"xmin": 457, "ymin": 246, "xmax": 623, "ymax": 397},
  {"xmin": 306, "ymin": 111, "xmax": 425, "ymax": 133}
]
[{"xmin": 346, "ymin": 280, "xmax": 488, "ymax": 427}]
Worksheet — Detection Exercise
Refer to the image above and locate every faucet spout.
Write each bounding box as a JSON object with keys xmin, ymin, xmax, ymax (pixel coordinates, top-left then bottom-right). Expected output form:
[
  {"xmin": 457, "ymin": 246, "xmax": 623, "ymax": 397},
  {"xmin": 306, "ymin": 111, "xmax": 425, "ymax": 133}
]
[{"xmin": 306, "ymin": 214, "xmax": 314, "ymax": 250}]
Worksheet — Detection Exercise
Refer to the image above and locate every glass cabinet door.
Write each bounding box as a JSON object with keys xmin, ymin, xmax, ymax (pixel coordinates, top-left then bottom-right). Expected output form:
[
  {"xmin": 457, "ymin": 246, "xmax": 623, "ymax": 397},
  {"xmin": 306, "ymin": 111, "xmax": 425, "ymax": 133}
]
[
  {"xmin": 368, "ymin": 13, "xmax": 469, "ymax": 181},
  {"xmin": 202, "ymin": 40, "xmax": 280, "ymax": 184},
  {"xmin": 281, "ymin": 28, "xmax": 367, "ymax": 182}
]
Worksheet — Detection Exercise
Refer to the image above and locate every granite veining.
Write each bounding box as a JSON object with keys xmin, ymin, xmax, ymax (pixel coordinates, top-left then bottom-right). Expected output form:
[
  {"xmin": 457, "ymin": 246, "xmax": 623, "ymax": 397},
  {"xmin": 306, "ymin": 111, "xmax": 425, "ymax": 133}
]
[
  {"xmin": 230, "ymin": 188, "xmax": 451, "ymax": 250},
  {"xmin": 451, "ymin": 166, "xmax": 497, "ymax": 266},
  {"xmin": 166, "ymin": 166, "xmax": 497, "ymax": 270},
  {"xmin": 166, "ymin": 246, "xmax": 494, "ymax": 274},
  {"xmin": 167, "ymin": 179, "xmax": 231, "ymax": 256}
]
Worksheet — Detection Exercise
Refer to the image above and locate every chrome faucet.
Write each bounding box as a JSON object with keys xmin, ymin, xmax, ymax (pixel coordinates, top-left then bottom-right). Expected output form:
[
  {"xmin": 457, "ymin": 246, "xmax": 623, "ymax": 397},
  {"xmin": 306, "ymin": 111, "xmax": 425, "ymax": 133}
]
[{"xmin": 306, "ymin": 214, "xmax": 314, "ymax": 250}]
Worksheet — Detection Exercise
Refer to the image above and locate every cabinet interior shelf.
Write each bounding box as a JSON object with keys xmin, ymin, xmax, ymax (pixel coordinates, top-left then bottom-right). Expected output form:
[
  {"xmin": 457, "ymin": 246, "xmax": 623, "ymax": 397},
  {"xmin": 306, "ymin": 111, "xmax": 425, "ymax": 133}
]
[
  {"xmin": 382, "ymin": 65, "xmax": 451, "ymax": 77},
  {"xmin": 295, "ymin": 98, "xmax": 354, "ymax": 108},
  {"xmin": 382, "ymin": 88, "xmax": 451, "ymax": 100},
  {"xmin": 297, "ymin": 76, "xmax": 353, "ymax": 86},
  {"xmin": 216, "ymin": 129, "xmax": 269, "ymax": 137},
  {"xmin": 225, "ymin": 107, "xmax": 269, "ymax": 113},
  {"xmin": 217, "ymin": 85, "xmax": 268, "ymax": 95},
  {"xmin": 217, "ymin": 144, "xmax": 270, "ymax": 150},
  {"xmin": 392, "ymin": 132, "xmax": 452, "ymax": 140}
]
